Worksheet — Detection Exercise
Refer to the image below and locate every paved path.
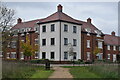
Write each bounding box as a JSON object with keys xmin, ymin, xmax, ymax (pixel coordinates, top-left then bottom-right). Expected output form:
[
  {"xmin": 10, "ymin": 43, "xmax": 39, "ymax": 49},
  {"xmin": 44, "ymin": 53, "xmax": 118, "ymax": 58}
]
[{"xmin": 48, "ymin": 66, "xmax": 73, "ymax": 79}]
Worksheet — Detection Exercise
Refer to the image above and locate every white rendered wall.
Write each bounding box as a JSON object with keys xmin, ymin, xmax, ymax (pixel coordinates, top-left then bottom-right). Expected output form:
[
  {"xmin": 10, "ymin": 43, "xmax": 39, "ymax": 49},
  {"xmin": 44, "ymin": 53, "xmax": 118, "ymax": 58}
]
[
  {"xmin": 61, "ymin": 22, "xmax": 81, "ymax": 61},
  {"xmin": 39, "ymin": 22, "xmax": 60, "ymax": 61},
  {"xmin": 38, "ymin": 21, "xmax": 81, "ymax": 61}
]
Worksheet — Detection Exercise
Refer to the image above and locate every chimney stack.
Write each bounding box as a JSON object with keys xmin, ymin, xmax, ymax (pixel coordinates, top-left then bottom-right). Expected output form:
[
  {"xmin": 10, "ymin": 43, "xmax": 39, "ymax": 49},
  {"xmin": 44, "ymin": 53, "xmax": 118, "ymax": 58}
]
[
  {"xmin": 17, "ymin": 18, "xmax": 22, "ymax": 23},
  {"xmin": 111, "ymin": 31, "xmax": 115, "ymax": 36},
  {"xmin": 87, "ymin": 18, "xmax": 92, "ymax": 24},
  {"xmin": 57, "ymin": 4, "xmax": 63, "ymax": 12}
]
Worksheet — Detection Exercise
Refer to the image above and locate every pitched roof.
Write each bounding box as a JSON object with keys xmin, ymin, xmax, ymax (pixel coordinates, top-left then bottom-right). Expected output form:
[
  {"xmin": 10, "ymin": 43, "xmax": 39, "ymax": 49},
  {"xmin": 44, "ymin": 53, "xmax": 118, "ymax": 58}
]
[
  {"xmin": 104, "ymin": 34, "xmax": 120, "ymax": 45},
  {"xmin": 12, "ymin": 19, "xmax": 44, "ymax": 31},
  {"xmin": 38, "ymin": 12, "xmax": 82, "ymax": 25},
  {"xmin": 12, "ymin": 5, "xmax": 103, "ymax": 34}
]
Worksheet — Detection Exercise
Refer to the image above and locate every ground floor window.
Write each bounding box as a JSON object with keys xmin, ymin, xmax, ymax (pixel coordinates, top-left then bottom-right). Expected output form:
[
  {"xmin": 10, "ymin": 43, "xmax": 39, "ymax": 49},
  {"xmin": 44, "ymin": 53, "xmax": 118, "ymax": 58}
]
[
  {"xmin": 73, "ymin": 52, "xmax": 77, "ymax": 60},
  {"xmin": 21, "ymin": 52, "xmax": 24, "ymax": 59},
  {"xmin": 96, "ymin": 53, "xmax": 103, "ymax": 60},
  {"xmin": 35, "ymin": 52, "xmax": 38, "ymax": 58},
  {"xmin": 42, "ymin": 52, "xmax": 46, "ymax": 59},
  {"xmin": 64, "ymin": 52, "xmax": 68, "ymax": 59},
  {"xmin": 87, "ymin": 52, "xmax": 90, "ymax": 60},
  {"xmin": 113, "ymin": 54, "xmax": 116, "ymax": 62},
  {"xmin": 7, "ymin": 53, "xmax": 10, "ymax": 59},
  {"xmin": 11, "ymin": 52, "xmax": 16, "ymax": 59},
  {"xmin": 107, "ymin": 54, "xmax": 110, "ymax": 59},
  {"xmin": 51, "ymin": 52, "xmax": 55, "ymax": 59}
]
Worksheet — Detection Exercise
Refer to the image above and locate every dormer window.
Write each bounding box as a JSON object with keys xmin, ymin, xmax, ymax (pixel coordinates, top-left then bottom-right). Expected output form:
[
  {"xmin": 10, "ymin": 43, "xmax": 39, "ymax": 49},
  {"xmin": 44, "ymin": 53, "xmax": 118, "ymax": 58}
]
[
  {"xmin": 85, "ymin": 28, "xmax": 91, "ymax": 36},
  {"xmin": 34, "ymin": 27, "xmax": 38, "ymax": 33},
  {"xmin": 26, "ymin": 28, "xmax": 31, "ymax": 32},
  {"xmin": 94, "ymin": 30, "xmax": 101, "ymax": 37}
]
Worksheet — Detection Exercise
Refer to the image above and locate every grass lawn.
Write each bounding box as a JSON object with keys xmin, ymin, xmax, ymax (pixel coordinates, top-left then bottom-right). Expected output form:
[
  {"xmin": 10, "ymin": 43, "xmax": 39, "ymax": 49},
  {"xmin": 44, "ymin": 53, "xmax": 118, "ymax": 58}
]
[
  {"xmin": 64, "ymin": 66, "xmax": 100, "ymax": 78},
  {"xmin": 63, "ymin": 64, "xmax": 118, "ymax": 79},
  {"xmin": 2, "ymin": 60, "xmax": 53, "ymax": 79},
  {"xmin": 31, "ymin": 69, "xmax": 54, "ymax": 78}
]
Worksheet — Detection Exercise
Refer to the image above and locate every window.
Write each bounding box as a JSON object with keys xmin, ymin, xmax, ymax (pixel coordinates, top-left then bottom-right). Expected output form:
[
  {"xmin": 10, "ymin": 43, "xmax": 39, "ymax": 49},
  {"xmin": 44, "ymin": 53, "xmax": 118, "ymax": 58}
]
[
  {"xmin": 94, "ymin": 30, "xmax": 101, "ymax": 37},
  {"xmin": 11, "ymin": 52, "xmax": 16, "ymax": 59},
  {"xmin": 11, "ymin": 41, "xmax": 16, "ymax": 48},
  {"xmin": 97, "ymin": 53, "xmax": 103, "ymax": 60},
  {"xmin": 51, "ymin": 52, "xmax": 55, "ymax": 59},
  {"xmin": 51, "ymin": 38, "xmax": 55, "ymax": 45},
  {"xmin": 73, "ymin": 39, "xmax": 77, "ymax": 46},
  {"xmin": 98, "ymin": 41, "xmax": 102, "ymax": 49},
  {"xmin": 42, "ymin": 39, "xmax": 46, "ymax": 46},
  {"xmin": 107, "ymin": 45, "xmax": 110, "ymax": 50},
  {"xmin": 42, "ymin": 52, "xmax": 46, "ymax": 59},
  {"xmin": 34, "ymin": 27, "xmax": 38, "ymax": 32},
  {"xmin": 113, "ymin": 54, "xmax": 116, "ymax": 62},
  {"xmin": 42, "ymin": 25, "xmax": 46, "ymax": 32},
  {"xmin": 108, "ymin": 54, "xmax": 110, "ymax": 59},
  {"xmin": 73, "ymin": 26, "xmax": 77, "ymax": 33},
  {"xmin": 35, "ymin": 39, "xmax": 38, "ymax": 44},
  {"xmin": 7, "ymin": 53, "xmax": 10, "ymax": 59},
  {"xmin": 87, "ymin": 52, "xmax": 90, "ymax": 60},
  {"xmin": 113, "ymin": 46, "xmax": 116, "ymax": 51},
  {"xmin": 87, "ymin": 40, "xmax": 90, "ymax": 48},
  {"xmin": 64, "ymin": 38, "xmax": 68, "ymax": 45},
  {"xmin": 73, "ymin": 52, "xmax": 77, "ymax": 59},
  {"xmin": 64, "ymin": 24, "xmax": 68, "ymax": 32},
  {"xmin": 35, "ymin": 52, "xmax": 38, "ymax": 58},
  {"xmin": 21, "ymin": 52, "xmax": 24, "ymax": 60},
  {"xmin": 51, "ymin": 24, "xmax": 55, "ymax": 32},
  {"xmin": 64, "ymin": 52, "xmax": 68, "ymax": 59},
  {"xmin": 85, "ymin": 28, "xmax": 91, "ymax": 34}
]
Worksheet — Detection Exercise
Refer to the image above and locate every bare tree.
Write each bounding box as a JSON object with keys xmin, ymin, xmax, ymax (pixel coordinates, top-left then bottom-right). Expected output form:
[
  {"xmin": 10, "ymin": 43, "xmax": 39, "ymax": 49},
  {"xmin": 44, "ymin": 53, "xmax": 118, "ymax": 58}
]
[
  {"xmin": 0, "ymin": 2, "xmax": 16, "ymax": 59},
  {"xmin": 0, "ymin": 2, "xmax": 15, "ymax": 32}
]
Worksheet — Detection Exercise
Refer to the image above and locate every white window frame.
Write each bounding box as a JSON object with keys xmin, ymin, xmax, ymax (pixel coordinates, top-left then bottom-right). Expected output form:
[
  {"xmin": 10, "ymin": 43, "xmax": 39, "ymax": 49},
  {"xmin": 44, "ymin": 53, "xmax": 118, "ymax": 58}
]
[
  {"xmin": 98, "ymin": 41, "xmax": 102, "ymax": 49},
  {"xmin": 21, "ymin": 52, "xmax": 24, "ymax": 60},
  {"xmin": 107, "ymin": 45, "xmax": 110, "ymax": 50},
  {"xmin": 113, "ymin": 46, "xmax": 116, "ymax": 51},
  {"xmin": 64, "ymin": 52, "xmax": 68, "ymax": 60},
  {"xmin": 87, "ymin": 40, "xmax": 90, "ymax": 48},
  {"xmin": 87, "ymin": 52, "xmax": 90, "ymax": 60},
  {"xmin": 108, "ymin": 54, "xmax": 110, "ymax": 59}
]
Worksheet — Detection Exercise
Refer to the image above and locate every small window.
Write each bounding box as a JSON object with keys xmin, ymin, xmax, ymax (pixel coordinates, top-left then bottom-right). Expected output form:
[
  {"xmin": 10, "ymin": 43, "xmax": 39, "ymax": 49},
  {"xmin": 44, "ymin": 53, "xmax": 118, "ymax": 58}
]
[
  {"xmin": 11, "ymin": 41, "xmax": 16, "ymax": 48},
  {"xmin": 42, "ymin": 39, "xmax": 46, "ymax": 46},
  {"xmin": 87, "ymin": 52, "xmax": 90, "ymax": 60},
  {"xmin": 51, "ymin": 24, "xmax": 55, "ymax": 32},
  {"xmin": 42, "ymin": 52, "xmax": 46, "ymax": 59},
  {"xmin": 73, "ymin": 52, "xmax": 77, "ymax": 59},
  {"xmin": 64, "ymin": 38, "xmax": 68, "ymax": 45},
  {"xmin": 51, "ymin": 38, "xmax": 55, "ymax": 45},
  {"xmin": 73, "ymin": 39, "xmax": 77, "ymax": 46},
  {"xmin": 42, "ymin": 25, "xmax": 46, "ymax": 32},
  {"xmin": 87, "ymin": 40, "xmax": 90, "ymax": 48},
  {"xmin": 113, "ymin": 46, "xmax": 116, "ymax": 51},
  {"xmin": 107, "ymin": 45, "xmax": 110, "ymax": 50},
  {"xmin": 11, "ymin": 52, "xmax": 16, "ymax": 59},
  {"xmin": 35, "ymin": 39, "xmax": 38, "ymax": 44},
  {"xmin": 73, "ymin": 26, "xmax": 77, "ymax": 33},
  {"xmin": 108, "ymin": 54, "xmax": 110, "ymax": 59},
  {"xmin": 64, "ymin": 52, "xmax": 68, "ymax": 59},
  {"xmin": 51, "ymin": 52, "xmax": 55, "ymax": 59},
  {"xmin": 64, "ymin": 24, "xmax": 68, "ymax": 32},
  {"xmin": 98, "ymin": 41, "xmax": 102, "ymax": 49}
]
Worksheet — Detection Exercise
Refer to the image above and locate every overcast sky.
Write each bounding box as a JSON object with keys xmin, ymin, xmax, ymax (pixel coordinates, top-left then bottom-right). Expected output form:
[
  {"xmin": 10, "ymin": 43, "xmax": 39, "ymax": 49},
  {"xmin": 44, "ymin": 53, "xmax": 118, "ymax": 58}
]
[{"xmin": 6, "ymin": 2, "xmax": 118, "ymax": 35}]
